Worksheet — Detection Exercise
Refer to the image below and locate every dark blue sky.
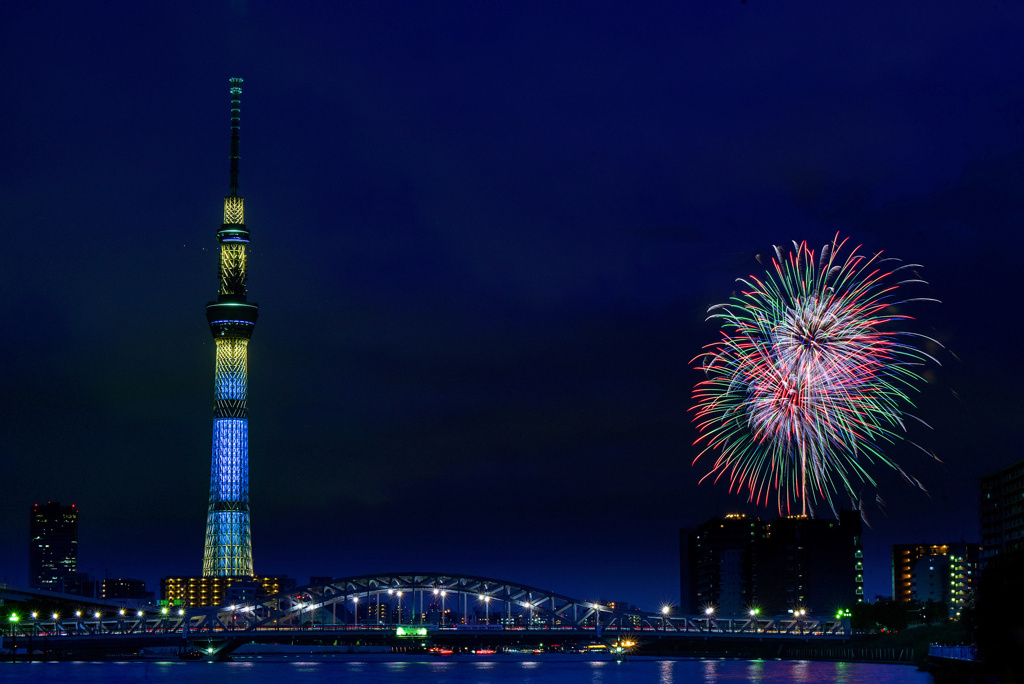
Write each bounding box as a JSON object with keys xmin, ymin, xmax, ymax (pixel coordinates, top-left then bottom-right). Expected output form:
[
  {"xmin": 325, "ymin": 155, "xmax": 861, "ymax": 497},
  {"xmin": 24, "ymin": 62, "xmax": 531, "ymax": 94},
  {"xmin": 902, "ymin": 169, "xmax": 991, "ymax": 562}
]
[{"xmin": 2, "ymin": 1, "xmax": 1022, "ymax": 611}]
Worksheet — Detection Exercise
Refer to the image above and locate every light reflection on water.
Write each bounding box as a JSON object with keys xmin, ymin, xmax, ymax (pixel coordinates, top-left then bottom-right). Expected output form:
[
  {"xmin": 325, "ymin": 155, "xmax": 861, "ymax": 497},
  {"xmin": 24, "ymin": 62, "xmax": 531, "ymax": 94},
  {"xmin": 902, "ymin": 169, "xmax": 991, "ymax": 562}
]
[{"xmin": 0, "ymin": 658, "xmax": 932, "ymax": 684}]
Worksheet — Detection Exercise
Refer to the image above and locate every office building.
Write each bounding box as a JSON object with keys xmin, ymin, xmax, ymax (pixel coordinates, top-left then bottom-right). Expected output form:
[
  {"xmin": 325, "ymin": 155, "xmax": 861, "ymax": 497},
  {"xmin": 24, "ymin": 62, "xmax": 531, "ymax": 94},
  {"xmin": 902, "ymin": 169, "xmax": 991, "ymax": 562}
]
[
  {"xmin": 29, "ymin": 502, "xmax": 78, "ymax": 592},
  {"xmin": 102, "ymin": 578, "xmax": 149, "ymax": 600}
]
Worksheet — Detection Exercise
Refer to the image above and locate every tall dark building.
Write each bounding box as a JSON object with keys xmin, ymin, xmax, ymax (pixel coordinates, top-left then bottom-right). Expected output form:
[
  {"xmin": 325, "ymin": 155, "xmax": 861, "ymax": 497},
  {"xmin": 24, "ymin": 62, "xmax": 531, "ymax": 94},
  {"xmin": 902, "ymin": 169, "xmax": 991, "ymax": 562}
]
[
  {"xmin": 29, "ymin": 502, "xmax": 78, "ymax": 592},
  {"xmin": 755, "ymin": 511, "xmax": 864, "ymax": 615},
  {"xmin": 980, "ymin": 457, "xmax": 1024, "ymax": 566},
  {"xmin": 686, "ymin": 514, "xmax": 767, "ymax": 615},
  {"xmin": 202, "ymin": 77, "xmax": 259, "ymax": 577},
  {"xmin": 102, "ymin": 578, "xmax": 149, "ymax": 600},
  {"xmin": 683, "ymin": 511, "xmax": 863, "ymax": 617}
]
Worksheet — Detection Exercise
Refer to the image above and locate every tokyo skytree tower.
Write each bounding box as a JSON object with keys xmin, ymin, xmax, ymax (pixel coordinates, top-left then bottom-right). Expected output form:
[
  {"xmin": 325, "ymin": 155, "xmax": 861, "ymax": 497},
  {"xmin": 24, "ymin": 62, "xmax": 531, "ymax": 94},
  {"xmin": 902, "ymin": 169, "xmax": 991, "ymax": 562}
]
[{"xmin": 202, "ymin": 78, "xmax": 258, "ymax": 576}]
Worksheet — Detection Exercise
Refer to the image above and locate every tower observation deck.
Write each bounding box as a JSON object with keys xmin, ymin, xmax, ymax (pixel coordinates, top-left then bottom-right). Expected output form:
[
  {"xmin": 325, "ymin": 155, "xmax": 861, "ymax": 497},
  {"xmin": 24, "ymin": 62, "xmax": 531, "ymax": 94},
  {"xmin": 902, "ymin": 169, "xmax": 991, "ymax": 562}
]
[{"xmin": 202, "ymin": 78, "xmax": 257, "ymax": 577}]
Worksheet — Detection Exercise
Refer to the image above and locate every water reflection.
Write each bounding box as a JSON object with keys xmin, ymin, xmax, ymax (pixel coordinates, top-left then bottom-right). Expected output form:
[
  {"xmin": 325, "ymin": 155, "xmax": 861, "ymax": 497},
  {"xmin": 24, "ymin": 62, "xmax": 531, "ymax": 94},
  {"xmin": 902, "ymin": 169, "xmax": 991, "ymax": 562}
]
[
  {"xmin": 661, "ymin": 659, "xmax": 677, "ymax": 683},
  {"xmin": 790, "ymin": 659, "xmax": 811, "ymax": 683},
  {"xmin": 0, "ymin": 658, "xmax": 934, "ymax": 683}
]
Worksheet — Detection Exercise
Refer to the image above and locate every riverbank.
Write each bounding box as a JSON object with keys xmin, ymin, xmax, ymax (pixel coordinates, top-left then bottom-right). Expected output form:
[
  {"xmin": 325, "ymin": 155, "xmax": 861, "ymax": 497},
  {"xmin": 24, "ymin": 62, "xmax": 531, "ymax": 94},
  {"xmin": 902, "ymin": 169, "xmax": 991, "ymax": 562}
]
[{"xmin": 636, "ymin": 622, "xmax": 969, "ymax": 666}]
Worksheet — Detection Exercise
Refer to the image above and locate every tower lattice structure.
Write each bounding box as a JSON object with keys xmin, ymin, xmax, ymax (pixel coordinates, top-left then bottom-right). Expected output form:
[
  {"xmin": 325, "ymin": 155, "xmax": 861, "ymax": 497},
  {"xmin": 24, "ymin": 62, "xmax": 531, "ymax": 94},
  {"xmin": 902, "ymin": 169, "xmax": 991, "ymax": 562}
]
[{"xmin": 202, "ymin": 77, "xmax": 258, "ymax": 577}]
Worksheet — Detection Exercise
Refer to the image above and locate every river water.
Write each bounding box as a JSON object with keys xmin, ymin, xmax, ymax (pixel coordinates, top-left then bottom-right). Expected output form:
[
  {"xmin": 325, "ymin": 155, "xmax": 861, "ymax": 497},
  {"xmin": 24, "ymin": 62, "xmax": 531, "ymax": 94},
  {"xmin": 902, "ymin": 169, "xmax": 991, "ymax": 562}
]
[{"xmin": 0, "ymin": 656, "xmax": 932, "ymax": 683}]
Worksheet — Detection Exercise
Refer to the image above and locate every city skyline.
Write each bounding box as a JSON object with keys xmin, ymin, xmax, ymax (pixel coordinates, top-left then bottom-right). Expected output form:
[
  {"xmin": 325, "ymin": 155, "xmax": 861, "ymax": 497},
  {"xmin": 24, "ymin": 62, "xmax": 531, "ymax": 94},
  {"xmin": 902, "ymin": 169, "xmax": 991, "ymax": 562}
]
[{"xmin": 2, "ymin": 1, "xmax": 1022, "ymax": 611}]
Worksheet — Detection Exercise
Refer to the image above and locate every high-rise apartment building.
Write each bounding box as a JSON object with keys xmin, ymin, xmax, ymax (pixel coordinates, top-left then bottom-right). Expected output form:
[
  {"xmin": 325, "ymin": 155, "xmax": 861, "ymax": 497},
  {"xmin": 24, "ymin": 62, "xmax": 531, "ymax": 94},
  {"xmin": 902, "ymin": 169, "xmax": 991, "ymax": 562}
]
[
  {"xmin": 29, "ymin": 502, "xmax": 78, "ymax": 592},
  {"xmin": 683, "ymin": 511, "xmax": 863, "ymax": 616},
  {"xmin": 892, "ymin": 542, "xmax": 980, "ymax": 617},
  {"xmin": 686, "ymin": 513, "xmax": 767, "ymax": 615}
]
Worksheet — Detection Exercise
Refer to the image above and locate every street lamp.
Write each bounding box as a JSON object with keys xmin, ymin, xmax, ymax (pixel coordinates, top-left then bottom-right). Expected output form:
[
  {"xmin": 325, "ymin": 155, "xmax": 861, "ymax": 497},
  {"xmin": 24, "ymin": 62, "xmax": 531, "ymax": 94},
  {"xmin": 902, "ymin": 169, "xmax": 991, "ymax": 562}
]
[
  {"xmin": 351, "ymin": 596, "xmax": 359, "ymax": 627},
  {"xmin": 793, "ymin": 607, "xmax": 806, "ymax": 633},
  {"xmin": 388, "ymin": 589, "xmax": 404, "ymax": 625},
  {"xmin": 441, "ymin": 591, "xmax": 448, "ymax": 627},
  {"xmin": 480, "ymin": 595, "xmax": 491, "ymax": 625},
  {"xmin": 660, "ymin": 605, "xmax": 671, "ymax": 630},
  {"xmin": 525, "ymin": 603, "xmax": 534, "ymax": 629},
  {"xmin": 8, "ymin": 614, "xmax": 18, "ymax": 637}
]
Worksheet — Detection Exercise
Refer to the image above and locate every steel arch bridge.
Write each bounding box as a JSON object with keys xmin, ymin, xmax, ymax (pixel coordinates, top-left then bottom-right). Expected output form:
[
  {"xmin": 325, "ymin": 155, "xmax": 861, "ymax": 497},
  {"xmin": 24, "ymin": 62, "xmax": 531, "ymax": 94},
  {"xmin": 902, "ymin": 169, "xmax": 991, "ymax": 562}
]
[
  {"xmin": 195, "ymin": 571, "xmax": 650, "ymax": 631},
  {"xmin": 182, "ymin": 571, "xmax": 850, "ymax": 638},
  {"xmin": 2, "ymin": 571, "xmax": 851, "ymax": 658}
]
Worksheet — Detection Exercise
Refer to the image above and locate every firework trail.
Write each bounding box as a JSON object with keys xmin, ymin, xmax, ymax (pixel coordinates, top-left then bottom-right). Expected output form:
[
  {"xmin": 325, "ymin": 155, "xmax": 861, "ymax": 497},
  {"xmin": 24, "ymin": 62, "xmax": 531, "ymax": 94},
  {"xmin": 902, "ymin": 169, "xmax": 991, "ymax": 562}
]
[{"xmin": 691, "ymin": 235, "xmax": 939, "ymax": 517}]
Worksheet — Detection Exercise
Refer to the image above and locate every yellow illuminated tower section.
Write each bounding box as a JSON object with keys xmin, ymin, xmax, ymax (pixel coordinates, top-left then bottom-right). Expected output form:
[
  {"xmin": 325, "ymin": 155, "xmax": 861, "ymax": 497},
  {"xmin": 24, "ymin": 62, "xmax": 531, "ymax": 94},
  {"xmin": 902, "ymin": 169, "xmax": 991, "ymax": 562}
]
[{"xmin": 202, "ymin": 78, "xmax": 257, "ymax": 577}]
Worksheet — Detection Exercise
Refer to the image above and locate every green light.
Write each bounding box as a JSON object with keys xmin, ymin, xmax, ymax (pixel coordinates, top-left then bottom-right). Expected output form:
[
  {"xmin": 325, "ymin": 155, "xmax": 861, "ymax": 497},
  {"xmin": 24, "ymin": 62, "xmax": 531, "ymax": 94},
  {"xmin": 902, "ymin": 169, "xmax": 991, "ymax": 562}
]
[{"xmin": 395, "ymin": 626, "xmax": 428, "ymax": 638}]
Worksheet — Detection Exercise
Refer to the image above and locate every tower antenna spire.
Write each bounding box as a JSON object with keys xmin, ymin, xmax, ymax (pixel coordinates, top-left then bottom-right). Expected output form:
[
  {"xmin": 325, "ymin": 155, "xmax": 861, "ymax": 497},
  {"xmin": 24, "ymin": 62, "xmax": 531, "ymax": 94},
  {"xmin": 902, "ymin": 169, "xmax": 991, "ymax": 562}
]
[
  {"xmin": 203, "ymin": 77, "xmax": 258, "ymax": 579},
  {"xmin": 229, "ymin": 77, "xmax": 243, "ymax": 195}
]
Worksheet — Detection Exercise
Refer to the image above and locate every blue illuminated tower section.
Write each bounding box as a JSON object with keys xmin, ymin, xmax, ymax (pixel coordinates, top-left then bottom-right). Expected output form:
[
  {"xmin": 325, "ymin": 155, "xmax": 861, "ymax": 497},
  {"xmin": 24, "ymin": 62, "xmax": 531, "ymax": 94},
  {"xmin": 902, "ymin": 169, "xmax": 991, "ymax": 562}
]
[{"xmin": 202, "ymin": 77, "xmax": 257, "ymax": 577}]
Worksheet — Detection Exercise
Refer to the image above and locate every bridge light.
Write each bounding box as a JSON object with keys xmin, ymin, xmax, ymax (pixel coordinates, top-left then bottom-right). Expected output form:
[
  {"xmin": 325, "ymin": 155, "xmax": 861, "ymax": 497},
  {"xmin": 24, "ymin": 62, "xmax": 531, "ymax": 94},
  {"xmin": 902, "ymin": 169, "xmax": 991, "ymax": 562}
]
[
  {"xmin": 119, "ymin": 609, "xmax": 125, "ymax": 616},
  {"xmin": 76, "ymin": 611, "xmax": 82, "ymax": 618},
  {"xmin": 8, "ymin": 614, "xmax": 17, "ymax": 622},
  {"xmin": 94, "ymin": 612, "xmax": 101, "ymax": 619},
  {"xmin": 31, "ymin": 612, "xmax": 38, "ymax": 619},
  {"xmin": 388, "ymin": 589, "xmax": 394, "ymax": 596},
  {"xmin": 138, "ymin": 611, "xmax": 144, "ymax": 617},
  {"xmin": 178, "ymin": 609, "xmax": 185, "ymax": 616},
  {"xmin": 162, "ymin": 607, "xmax": 169, "ymax": 615},
  {"xmin": 661, "ymin": 605, "xmax": 670, "ymax": 615},
  {"xmin": 705, "ymin": 606, "xmax": 715, "ymax": 616},
  {"xmin": 440, "ymin": 590, "xmax": 447, "ymax": 598},
  {"xmin": 52, "ymin": 613, "xmax": 59, "ymax": 620},
  {"xmin": 433, "ymin": 588, "xmax": 439, "ymax": 596}
]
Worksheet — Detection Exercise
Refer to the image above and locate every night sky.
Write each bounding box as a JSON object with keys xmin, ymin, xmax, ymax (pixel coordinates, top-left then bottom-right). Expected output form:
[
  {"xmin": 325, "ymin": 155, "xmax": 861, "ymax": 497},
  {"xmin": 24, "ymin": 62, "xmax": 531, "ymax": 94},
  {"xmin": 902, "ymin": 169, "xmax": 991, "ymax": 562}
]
[{"xmin": 2, "ymin": 1, "xmax": 1023, "ymax": 612}]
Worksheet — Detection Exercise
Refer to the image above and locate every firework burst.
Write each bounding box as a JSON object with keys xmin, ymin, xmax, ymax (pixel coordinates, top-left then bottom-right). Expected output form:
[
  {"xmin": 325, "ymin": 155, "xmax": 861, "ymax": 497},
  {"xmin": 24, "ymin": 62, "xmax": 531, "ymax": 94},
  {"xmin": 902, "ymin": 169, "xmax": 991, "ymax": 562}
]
[{"xmin": 691, "ymin": 235, "xmax": 939, "ymax": 516}]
